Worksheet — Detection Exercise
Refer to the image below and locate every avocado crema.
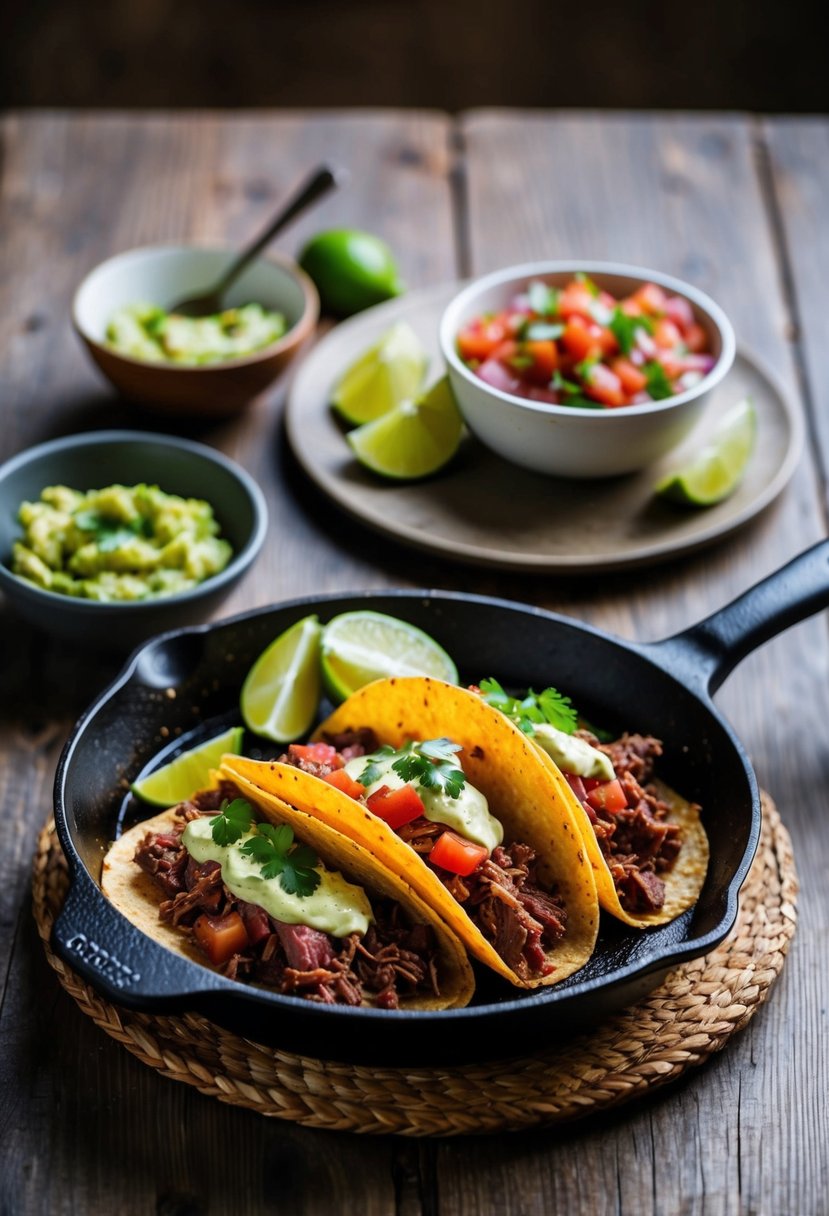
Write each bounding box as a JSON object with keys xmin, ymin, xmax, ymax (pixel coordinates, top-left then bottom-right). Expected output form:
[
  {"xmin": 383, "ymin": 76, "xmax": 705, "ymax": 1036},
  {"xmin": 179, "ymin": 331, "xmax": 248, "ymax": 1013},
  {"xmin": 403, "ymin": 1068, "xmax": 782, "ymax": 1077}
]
[
  {"xmin": 531, "ymin": 723, "xmax": 615, "ymax": 781},
  {"xmin": 12, "ymin": 483, "xmax": 233, "ymax": 602},
  {"xmin": 182, "ymin": 818, "xmax": 372, "ymax": 937},
  {"xmin": 343, "ymin": 749, "xmax": 504, "ymax": 853}
]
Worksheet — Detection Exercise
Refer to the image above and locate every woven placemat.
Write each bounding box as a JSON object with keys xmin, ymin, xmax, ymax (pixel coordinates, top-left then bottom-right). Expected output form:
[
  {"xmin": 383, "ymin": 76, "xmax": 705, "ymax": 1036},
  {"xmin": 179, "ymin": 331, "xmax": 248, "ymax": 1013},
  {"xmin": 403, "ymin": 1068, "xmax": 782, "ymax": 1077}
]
[{"xmin": 32, "ymin": 794, "xmax": 797, "ymax": 1137}]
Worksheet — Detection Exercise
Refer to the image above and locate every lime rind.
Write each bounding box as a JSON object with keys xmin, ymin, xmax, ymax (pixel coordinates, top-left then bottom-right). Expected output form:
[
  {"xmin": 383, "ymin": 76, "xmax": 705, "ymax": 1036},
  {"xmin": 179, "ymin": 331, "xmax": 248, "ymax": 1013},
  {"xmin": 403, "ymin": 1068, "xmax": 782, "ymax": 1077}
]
[
  {"xmin": 655, "ymin": 397, "xmax": 757, "ymax": 506},
  {"xmin": 241, "ymin": 614, "xmax": 323, "ymax": 742},
  {"xmin": 320, "ymin": 610, "xmax": 458, "ymax": 704},
  {"xmin": 347, "ymin": 376, "xmax": 464, "ymax": 480},
  {"xmin": 131, "ymin": 725, "xmax": 244, "ymax": 807},
  {"xmin": 332, "ymin": 321, "xmax": 428, "ymax": 425}
]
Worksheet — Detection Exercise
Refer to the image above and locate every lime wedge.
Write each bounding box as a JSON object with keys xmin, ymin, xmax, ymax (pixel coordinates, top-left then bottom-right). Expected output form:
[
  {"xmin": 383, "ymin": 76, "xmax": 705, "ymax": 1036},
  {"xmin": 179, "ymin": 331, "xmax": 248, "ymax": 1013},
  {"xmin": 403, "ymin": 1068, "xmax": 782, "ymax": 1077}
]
[
  {"xmin": 655, "ymin": 397, "xmax": 757, "ymax": 506},
  {"xmin": 332, "ymin": 321, "xmax": 427, "ymax": 425},
  {"xmin": 347, "ymin": 375, "xmax": 464, "ymax": 480},
  {"xmin": 321, "ymin": 610, "xmax": 458, "ymax": 704},
  {"xmin": 241, "ymin": 615, "xmax": 322, "ymax": 741},
  {"xmin": 131, "ymin": 725, "xmax": 244, "ymax": 806}
]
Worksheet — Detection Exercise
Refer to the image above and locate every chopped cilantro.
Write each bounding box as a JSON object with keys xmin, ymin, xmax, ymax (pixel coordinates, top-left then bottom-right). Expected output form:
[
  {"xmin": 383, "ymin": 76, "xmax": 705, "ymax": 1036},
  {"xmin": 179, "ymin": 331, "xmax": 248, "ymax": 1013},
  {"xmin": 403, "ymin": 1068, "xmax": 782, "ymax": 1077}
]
[
  {"xmin": 575, "ymin": 271, "xmax": 600, "ymax": 297},
  {"xmin": 478, "ymin": 677, "xmax": 579, "ymax": 736},
  {"xmin": 359, "ymin": 739, "xmax": 467, "ymax": 800},
  {"xmin": 643, "ymin": 361, "xmax": 674, "ymax": 400},
  {"xmin": 239, "ymin": 822, "xmax": 321, "ymax": 896},
  {"xmin": 574, "ymin": 355, "xmax": 600, "ymax": 381},
  {"xmin": 608, "ymin": 308, "xmax": 654, "ymax": 356},
  {"xmin": 520, "ymin": 320, "xmax": 564, "ymax": 342},
  {"xmin": 509, "ymin": 354, "xmax": 535, "ymax": 370},
  {"xmin": 74, "ymin": 509, "xmax": 152, "ymax": 553},
  {"xmin": 210, "ymin": 797, "xmax": 255, "ymax": 846}
]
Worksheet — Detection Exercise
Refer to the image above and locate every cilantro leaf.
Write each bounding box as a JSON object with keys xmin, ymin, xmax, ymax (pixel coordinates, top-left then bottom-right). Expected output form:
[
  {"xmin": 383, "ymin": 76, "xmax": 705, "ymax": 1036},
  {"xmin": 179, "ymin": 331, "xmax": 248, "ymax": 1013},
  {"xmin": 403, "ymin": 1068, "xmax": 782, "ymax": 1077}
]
[
  {"xmin": 239, "ymin": 821, "xmax": 321, "ymax": 896},
  {"xmin": 392, "ymin": 738, "xmax": 467, "ymax": 799},
  {"xmin": 478, "ymin": 677, "xmax": 578, "ymax": 736},
  {"xmin": 575, "ymin": 271, "xmax": 600, "ymax": 297},
  {"xmin": 608, "ymin": 308, "xmax": 654, "ymax": 356},
  {"xmin": 643, "ymin": 361, "xmax": 674, "ymax": 400},
  {"xmin": 358, "ymin": 745, "xmax": 396, "ymax": 788},
  {"xmin": 74, "ymin": 509, "xmax": 152, "ymax": 553},
  {"xmin": 210, "ymin": 798, "xmax": 254, "ymax": 846}
]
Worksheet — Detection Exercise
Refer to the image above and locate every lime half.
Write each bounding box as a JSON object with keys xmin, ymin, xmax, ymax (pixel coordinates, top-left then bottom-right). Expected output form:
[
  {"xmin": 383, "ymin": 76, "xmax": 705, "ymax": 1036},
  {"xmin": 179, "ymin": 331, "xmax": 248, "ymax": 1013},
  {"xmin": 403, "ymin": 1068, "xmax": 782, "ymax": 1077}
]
[
  {"xmin": 332, "ymin": 321, "xmax": 427, "ymax": 426},
  {"xmin": 655, "ymin": 397, "xmax": 757, "ymax": 506},
  {"xmin": 298, "ymin": 229, "xmax": 404, "ymax": 318},
  {"xmin": 241, "ymin": 614, "xmax": 322, "ymax": 741},
  {"xmin": 347, "ymin": 376, "xmax": 464, "ymax": 480},
  {"xmin": 321, "ymin": 610, "xmax": 458, "ymax": 704},
  {"xmin": 131, "ymin": 725, "xmax": 244, "ymax": 806}
]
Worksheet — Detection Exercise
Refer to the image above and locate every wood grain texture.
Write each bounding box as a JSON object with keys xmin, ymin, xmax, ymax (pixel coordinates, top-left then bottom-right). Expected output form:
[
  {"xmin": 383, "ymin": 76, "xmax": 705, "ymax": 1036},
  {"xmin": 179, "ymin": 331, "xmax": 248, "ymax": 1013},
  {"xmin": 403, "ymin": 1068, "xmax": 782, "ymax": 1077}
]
[{"xmin": 1, "ymin": 111, "xmax": 827, "ymax": 1215}]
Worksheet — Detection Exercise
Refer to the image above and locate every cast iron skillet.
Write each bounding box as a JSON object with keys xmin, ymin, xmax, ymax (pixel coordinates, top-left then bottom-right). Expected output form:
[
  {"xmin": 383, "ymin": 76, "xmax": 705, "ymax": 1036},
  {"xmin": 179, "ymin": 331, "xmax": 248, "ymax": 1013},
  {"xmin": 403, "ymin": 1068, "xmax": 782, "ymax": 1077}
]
[{"xmin": 52, "ymin": 541, "xmax": 829, "ymax": 1065}]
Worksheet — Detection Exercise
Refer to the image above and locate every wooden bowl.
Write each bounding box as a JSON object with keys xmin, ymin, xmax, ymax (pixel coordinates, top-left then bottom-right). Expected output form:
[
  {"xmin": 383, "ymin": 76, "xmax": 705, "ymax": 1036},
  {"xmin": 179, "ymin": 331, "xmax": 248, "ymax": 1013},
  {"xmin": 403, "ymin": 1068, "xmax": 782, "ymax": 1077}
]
[{"xmin": 73, "ymin": 246, "xmax": 319, "ymax": 417}]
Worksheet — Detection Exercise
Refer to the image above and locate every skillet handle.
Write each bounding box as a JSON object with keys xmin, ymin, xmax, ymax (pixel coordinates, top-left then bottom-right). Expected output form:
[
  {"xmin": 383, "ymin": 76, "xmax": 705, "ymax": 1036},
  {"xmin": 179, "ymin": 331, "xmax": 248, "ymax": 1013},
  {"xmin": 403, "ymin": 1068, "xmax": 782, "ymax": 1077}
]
[
  {"xmin": 51, "ymin": 863, "xmax": 220, "ymax": 1008},
  {"xmin": 647, "ymin": 539, "xmax": 829, "ymax": 696}
]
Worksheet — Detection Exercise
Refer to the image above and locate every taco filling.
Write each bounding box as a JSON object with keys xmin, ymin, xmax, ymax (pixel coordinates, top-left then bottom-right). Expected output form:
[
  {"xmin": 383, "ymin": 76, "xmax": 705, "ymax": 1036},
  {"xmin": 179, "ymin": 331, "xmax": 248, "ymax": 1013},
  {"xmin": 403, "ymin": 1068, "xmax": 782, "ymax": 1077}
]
[
  {"xmin": 278, "ymin": 733, "xmax": 568, "ymax": 983},
  {"xmin": 115, "ymin": 782, "xmax": 452, "ymax": 1009},
  {"xmin": 474, "ymin": 679, "xmax": 708, "ymax": 927}
]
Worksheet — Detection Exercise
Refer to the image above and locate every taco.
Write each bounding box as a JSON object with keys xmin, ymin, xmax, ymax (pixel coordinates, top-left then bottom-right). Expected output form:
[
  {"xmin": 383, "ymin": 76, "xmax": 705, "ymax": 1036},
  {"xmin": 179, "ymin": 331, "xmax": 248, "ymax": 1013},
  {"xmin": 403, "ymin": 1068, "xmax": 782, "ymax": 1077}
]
[
  {"xmin": 101, "ymin": 778, "xmax": 475, "ymax": 1011},
  {"xmin": 473, "ymin": 678, "xmax": 709, "ymax": 928},
  {"xmin": 220, "ymin": 677, "xmax": 600, "ymax": 990}
]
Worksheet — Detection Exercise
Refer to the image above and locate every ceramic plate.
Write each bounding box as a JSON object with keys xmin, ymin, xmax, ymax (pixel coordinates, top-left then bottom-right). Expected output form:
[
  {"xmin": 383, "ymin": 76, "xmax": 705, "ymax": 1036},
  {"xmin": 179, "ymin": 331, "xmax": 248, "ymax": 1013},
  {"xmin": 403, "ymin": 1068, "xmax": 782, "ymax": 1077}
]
[{"xmin": 286, "ymin": 283, "xmax": 803, "ymax": 572}]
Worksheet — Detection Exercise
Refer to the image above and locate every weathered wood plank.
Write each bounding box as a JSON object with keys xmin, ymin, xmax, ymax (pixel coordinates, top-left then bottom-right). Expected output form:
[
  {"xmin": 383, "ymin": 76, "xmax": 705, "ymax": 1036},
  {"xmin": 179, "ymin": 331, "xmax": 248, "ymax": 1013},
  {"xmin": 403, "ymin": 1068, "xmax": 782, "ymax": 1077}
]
[
  {"xmin": 456, "ymin": 109, "xmax": 829, "ymax": 1216},
  {"xmin": 0, "ymin": 109, "xmax": 456, "ymax": 1216}
]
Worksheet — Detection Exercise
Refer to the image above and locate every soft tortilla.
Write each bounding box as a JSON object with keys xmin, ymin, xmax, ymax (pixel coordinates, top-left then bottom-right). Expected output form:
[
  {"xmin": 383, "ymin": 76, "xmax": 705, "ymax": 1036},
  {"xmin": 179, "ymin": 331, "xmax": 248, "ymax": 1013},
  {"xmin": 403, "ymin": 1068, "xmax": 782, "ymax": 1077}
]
[
  {"xmin": 222, "ymin": 676, "xmax": 600, "ymax": 989},
  {"xmin": 101, "ymin": 791, "xmax": 475, "ymax": 1012}
]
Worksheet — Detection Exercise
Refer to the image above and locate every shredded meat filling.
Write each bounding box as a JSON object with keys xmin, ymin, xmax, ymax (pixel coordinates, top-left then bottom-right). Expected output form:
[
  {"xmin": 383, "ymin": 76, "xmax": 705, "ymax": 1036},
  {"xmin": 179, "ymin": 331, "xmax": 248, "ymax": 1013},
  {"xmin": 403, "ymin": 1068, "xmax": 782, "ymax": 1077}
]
[
  {"xmin": 577, "ymin": 730, "xmax": 687, "ymax": 914},
  {"xmin": 132, "ymin": 797, "xmax": 440, "ymax": 1009}
]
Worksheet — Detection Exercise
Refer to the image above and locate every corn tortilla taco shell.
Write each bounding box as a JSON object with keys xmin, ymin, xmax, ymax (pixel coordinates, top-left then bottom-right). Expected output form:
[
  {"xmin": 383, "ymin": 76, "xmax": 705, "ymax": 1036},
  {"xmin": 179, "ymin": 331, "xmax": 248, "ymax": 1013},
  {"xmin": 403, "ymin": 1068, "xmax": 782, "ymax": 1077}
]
[
  {"xmin": 533, "ymin": 748, "xmax": 709, "ymax": 928},
  {"xmin": 221, "ymin": 676, "xmax": 600, "ymax": 989},
  {"xmin": 101, "ymin": 786, "xmax": 475, "ymax": 1012}
]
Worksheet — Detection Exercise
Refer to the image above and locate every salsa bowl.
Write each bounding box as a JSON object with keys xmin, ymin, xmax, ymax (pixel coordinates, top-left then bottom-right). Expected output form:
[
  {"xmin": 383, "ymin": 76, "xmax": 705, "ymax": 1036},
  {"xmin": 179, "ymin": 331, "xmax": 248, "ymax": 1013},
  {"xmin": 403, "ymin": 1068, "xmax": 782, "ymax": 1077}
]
[
  {"xmin": 439, "ymin": 261, "xmax": 736, "ymax": 478},
  {"xmin": 73, "ymin": 245, "xmax": 319, "ymax": 417}
]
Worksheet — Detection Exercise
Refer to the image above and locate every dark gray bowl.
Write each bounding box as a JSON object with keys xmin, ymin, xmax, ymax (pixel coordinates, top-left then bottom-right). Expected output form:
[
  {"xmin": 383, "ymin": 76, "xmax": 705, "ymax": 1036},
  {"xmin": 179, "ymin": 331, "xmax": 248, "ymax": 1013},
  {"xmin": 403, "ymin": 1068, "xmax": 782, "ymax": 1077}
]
[{"xmin": 0, "ymin": 430, "xmax": 268, "ymax": 650}]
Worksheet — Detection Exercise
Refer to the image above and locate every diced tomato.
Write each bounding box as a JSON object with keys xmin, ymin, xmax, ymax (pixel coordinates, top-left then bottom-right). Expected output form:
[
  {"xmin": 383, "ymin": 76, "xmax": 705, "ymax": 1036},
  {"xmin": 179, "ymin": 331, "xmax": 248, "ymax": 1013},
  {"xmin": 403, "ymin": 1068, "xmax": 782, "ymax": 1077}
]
[
  {"xmin": 561, "ymin": 316, "xmax": 601, "ymax": 362},
  {"xmin": 684, "ymin": 322, "xmax": 708, "ymax": 353},
  {"xmin": 490, "ymin": 339, "xmax": 519, "ymax": 366},
  {"xmin": 632, "ymin": 282, "xmax": 668, "ymax": 316},
  {"xmin": 557, "ymin": 282, "xmax": 596, "ymax": 320},
  {"xmin": 457, "ymin": 318, "xmax": 511, "ymax": 362},
  {"xmin": 586, "ymin": 778, "xmax": 627, "ymax": 813},
  {"xmin": 611, "ymin": 357, "xmax": 648, "ymax": 395},
  {"xmin": 288, "ymin": 742, "xmax": 342, "ymax": 768},
  {"xmin": 366, "ymin": 783, "xmax": 426, "ymax": 829},
  {"xmin": 583, "ymin": 362, "xmax": 626, "ymax": 407},
  {"xmin": 563, "ymin": 772, "xmax": 588, "ymax": 803},
  {"xmin": 429, "ymin": 830, "xmax": 489, "ymax": 876},
  {"xmin": 523, "ymin": 339, "xmax": 559, "ymax": 382},
  {"xmin": 652, "ymin": 318, "xmax": 683, "ymax": 350},
  {"xmin": 322, "ymin": 768, "xmax": 366, "ymax": 799},
  {"xmin": 193, "ymin": 911, "xmax": 249, "ymax": 966},
  {"xmin": 620, "ymin": 297, "xmax": 644, "ymax": 317}
]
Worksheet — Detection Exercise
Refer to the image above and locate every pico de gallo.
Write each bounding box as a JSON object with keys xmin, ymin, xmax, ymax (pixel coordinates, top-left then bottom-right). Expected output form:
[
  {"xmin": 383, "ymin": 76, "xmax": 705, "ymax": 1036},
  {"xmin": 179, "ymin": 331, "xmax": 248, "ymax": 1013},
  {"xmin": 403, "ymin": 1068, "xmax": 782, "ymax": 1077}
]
[{"xmin": 456, "ymin": 273, "xmax": 715, "ymax": 409}]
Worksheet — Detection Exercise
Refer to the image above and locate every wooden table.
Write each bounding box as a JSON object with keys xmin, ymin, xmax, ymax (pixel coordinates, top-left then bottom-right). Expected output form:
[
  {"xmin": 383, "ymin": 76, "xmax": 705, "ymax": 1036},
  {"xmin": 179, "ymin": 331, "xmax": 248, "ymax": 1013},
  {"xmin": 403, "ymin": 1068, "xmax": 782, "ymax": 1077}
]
[{"xmin": 1, "ymin": 111, "xmax": 827, "ymax": 1214}]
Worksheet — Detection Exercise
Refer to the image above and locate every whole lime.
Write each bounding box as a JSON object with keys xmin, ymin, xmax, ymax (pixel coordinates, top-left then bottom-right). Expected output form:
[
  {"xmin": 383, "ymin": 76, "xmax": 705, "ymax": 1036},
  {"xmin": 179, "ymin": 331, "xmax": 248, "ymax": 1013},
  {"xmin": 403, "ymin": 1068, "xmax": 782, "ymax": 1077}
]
[{"xmin": 298, "ymin": 229, "xmax": 404, "ymax": 317}]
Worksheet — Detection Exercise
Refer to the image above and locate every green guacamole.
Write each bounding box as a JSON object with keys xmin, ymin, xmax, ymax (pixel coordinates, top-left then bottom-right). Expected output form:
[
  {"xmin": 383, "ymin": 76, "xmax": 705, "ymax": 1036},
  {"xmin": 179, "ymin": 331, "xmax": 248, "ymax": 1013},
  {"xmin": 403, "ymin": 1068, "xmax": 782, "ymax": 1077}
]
[
  {"xmin": 106, "ymin": 302, "xmax": 287, "ymax": 366},
  {"xmin": 12, "ymin": 483, "xmax": 233, "ymax": 602}
]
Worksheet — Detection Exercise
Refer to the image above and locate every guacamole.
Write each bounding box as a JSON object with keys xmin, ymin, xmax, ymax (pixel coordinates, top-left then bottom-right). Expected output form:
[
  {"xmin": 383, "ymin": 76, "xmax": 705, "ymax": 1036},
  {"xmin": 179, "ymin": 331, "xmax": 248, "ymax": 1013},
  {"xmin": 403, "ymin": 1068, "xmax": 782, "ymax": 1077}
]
[
  {"xmin": 12, "ymin": 483, "xmax": 233, "ymax": 602},
  {"xmin": 106, "ymin": 302, "xmax": 287, "ymax": 366}
]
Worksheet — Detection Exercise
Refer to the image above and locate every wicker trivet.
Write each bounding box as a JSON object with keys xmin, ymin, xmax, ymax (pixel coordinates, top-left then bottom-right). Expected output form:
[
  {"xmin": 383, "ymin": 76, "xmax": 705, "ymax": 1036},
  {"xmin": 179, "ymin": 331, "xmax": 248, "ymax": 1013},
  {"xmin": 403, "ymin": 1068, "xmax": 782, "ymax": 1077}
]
[{"xmin": 32, "ymin": 794, "xmax": 797, "ymax": 1137}]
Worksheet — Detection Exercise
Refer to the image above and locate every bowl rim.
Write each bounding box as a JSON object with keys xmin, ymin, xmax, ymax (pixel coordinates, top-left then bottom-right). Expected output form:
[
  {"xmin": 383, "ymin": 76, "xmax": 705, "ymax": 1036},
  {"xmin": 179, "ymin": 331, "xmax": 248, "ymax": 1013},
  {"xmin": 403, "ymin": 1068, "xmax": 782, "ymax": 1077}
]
[
  {"xmin": 0, "ymin": 429, "xmax": 268, "ymax": 612},
  {"xmin": 438, "ymin": 259, "xmax": 737, "ymax": 419},
  {"xmin": 71, "ymin": 244, "xmax": 319, "ymax": 374}
]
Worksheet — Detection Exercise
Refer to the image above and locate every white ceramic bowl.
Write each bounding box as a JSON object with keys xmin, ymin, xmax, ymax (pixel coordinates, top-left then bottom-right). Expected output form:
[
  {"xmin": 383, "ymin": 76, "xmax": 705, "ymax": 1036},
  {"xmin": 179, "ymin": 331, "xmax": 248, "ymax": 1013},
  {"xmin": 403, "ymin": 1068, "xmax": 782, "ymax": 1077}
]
[
  {"xmin": 73, "ymin": 245, "xmax": 319, "ymax": 417},
  {"xmin": 439, "ymin": 261, "xmax": 736, "ymax": 478}
]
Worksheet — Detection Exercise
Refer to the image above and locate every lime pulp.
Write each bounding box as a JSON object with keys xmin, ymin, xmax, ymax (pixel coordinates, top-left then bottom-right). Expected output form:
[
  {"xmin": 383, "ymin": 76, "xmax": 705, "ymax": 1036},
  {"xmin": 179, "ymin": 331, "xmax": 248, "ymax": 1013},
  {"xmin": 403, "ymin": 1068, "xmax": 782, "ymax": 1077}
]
[
  {"xmin": 655, "ymin": 397, "xmax": 757, "ymax": 506},
  {"xmin": 347, "ymin": 375, "xmax": 464, "ymax": 480},
  {"xmin": 130, "ymin": 725, "xmax": 244, "ymax": 806},
  {"xmin": 240, "ymin": 614, "xmax": 323, "ymax": 741},
  {"xmin": 332, "ymin": 321, "xmax": 427, "ymax": 426},
  {"xmin": 320, "ymin": 610, "xmax": 458, "ymax": 704}
]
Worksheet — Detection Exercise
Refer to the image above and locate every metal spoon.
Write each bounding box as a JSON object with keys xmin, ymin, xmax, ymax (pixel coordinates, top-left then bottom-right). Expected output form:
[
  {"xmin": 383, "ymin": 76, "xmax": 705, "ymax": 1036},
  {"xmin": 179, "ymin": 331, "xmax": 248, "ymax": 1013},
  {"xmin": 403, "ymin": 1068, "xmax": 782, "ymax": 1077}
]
[{"xmin": 169, "ymin": 164, "xmax": 342, "ymax": 317}]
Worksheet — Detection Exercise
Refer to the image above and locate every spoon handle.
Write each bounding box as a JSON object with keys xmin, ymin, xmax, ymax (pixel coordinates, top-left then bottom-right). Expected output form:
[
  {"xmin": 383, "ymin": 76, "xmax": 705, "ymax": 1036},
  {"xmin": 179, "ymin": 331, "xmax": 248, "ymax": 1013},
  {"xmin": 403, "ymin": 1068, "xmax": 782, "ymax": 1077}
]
[{"xmin": 216, "ymin": 164, "xmax": 342, "ymax": 295}]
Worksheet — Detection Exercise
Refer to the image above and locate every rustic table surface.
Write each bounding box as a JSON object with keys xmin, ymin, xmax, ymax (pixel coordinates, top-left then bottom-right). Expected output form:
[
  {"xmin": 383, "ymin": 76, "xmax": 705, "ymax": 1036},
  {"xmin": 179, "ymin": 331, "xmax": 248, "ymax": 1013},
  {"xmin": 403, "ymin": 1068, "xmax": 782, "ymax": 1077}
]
[{"xmin": 1, "ymin": 110, "xmax": 827, "ymax": 1215}]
